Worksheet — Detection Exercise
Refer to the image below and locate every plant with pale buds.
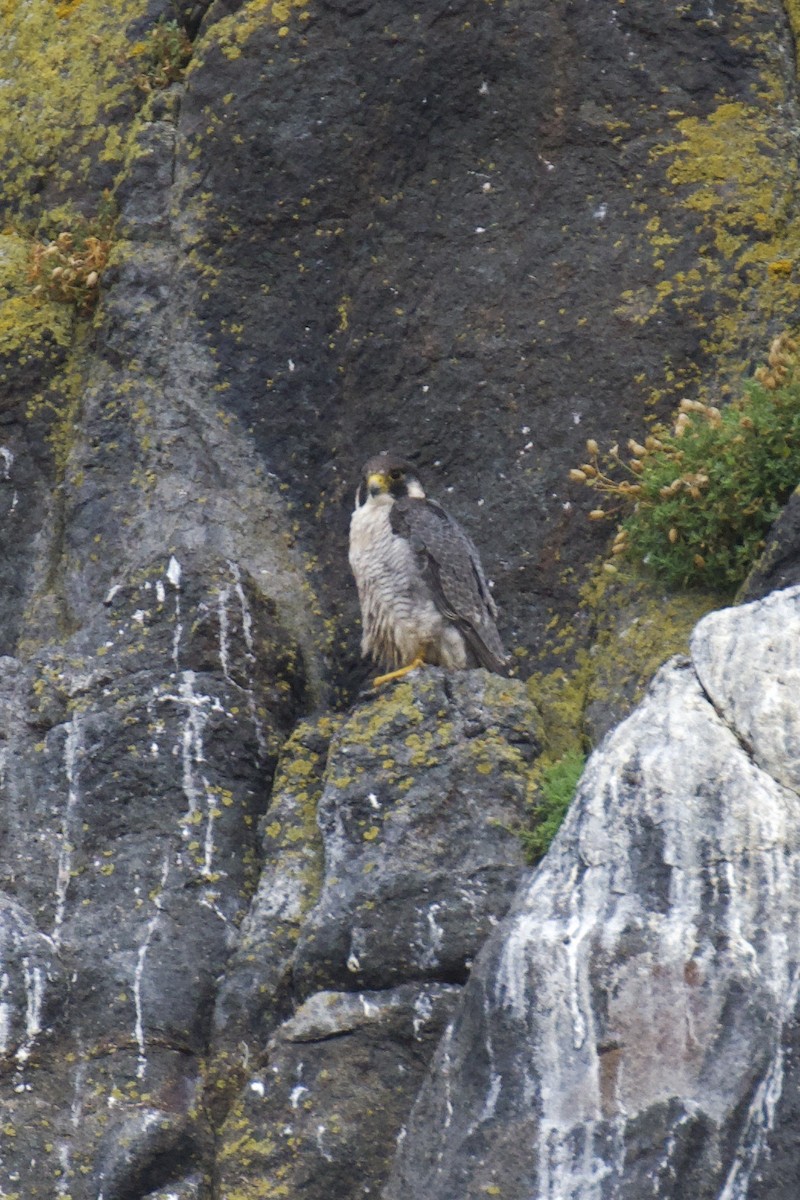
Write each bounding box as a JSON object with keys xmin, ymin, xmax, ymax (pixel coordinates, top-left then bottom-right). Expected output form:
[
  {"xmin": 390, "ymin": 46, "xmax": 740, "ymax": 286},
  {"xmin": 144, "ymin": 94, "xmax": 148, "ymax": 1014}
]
[
  {"xmin": 133, "ymin": 18, "xmax": 192, "ymax": 92},
  {"xmin": 568, "ymin": 329, "xmax": 800, "ymax": 589},
  {"xmin": 27, "ymin": 208, "xmax": 113, "ymax": 313}
]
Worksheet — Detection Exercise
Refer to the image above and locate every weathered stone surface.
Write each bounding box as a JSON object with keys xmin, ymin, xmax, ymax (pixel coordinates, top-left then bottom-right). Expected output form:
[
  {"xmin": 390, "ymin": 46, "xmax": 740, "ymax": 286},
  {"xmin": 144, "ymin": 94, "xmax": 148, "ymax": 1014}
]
[
  {"xmin": 211, "ymin": 713, "xmax": 333, "ymax": 1055},
  {"xmin": 384, "ymin": 585, "xmax": 800, "ymax": 1199},
  {"xmin": 0, "ymin": 555, "xmax": 308, "ymax": 1198},
  {"xmin": 211, "ymin": 668, "xmax": 538, "ymax": 1198},
  {"xmin": 293, "ymin": 670, "xmax": 539, "ymax": 994},
  {"xmin": 0, "ymin": 894, "xmax": 66, "ymax": 1065},
  {"xmin": 692, "ymin": 585, "xmax": 800, "ymax": 794},
  {"xmin": 741, "ymin": 488, "xmax": 800, "ymax": 603},
  {"xmin": 217, "ymin": 984, "xmax": 461, "ymax": 1200},
  {"xmin": 173, "ymin": 0, "xmax": 800, "ymax": 680}
]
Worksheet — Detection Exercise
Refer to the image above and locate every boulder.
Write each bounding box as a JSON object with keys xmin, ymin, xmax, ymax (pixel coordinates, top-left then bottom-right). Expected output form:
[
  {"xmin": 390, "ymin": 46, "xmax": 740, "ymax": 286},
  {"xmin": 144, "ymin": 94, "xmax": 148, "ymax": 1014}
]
[{"xmin": 384, "ymin": 585, "xmax": 800, "ymax": 1199}]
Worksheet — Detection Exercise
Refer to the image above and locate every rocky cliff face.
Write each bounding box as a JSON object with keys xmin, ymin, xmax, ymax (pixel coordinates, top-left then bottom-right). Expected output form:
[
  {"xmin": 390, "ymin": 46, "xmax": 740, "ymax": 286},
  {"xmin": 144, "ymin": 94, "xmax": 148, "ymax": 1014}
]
[{"xmin": 2, "ymin": 0, "xmax": 800, "ymax": 1196}]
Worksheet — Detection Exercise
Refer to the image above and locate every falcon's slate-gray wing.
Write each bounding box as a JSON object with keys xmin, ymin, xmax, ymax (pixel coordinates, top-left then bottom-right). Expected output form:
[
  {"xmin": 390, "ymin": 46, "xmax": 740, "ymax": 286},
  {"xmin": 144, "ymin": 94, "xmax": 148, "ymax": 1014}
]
[{"xmin": 390, "ymin": 497, "xmax": 507, "ymax": 673}]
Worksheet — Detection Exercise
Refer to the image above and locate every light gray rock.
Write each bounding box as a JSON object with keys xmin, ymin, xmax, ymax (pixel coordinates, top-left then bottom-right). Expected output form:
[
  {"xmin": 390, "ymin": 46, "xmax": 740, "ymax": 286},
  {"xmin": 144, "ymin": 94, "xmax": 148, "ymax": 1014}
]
[
  {"xmin": 691, "ymin": 584, "xmax": 800, "ymax": 795},
  {"xmin": 384, "ymin": 586, "xmax": 800, "ymax": 1199}
]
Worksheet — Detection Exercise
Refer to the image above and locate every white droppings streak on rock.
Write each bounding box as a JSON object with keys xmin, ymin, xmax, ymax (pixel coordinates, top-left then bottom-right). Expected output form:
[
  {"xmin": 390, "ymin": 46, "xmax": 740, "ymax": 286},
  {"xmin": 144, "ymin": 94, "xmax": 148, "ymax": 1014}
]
[
  {"xmin": 0, "ymin": 445, "xmax": 13, "ymax": 477},
  {"xmin": 56, "ymin": 1048, "xmax": 87, "ymax": 1195},
  {"xmin": 440, "ymin": 1023, "xmax": 455, "ymax": 1131},
  {"xmin": 161, "ymin": 669, "xmax": 225, "ymax": 879},
  {"xmin": 166, "ymin": 555, "xmax": 182, "ymax": 588},
  {"xmin": 15, "ymin": 956, "xmax": 44, "ymax": 1063},
  {"xmin": 217, "ymin": 582, "xmax": 232, "ymax": 681},
  {"xmin": 203, "ymin": 785, "xmax": 218, "ymax": 880},
  {"xmin": 166, "ymin": 556, "xmax": 182, "ymax": 669},
  {"xmin": 421, "ymin": 902, "xmax": 444, "ymax": 969},
  {"xmin": 718, "ymin": 964, "xmax": 800, "ymax": 1200},
  {"xmin": 53, "ymin": 715, "xmax": 82, "ymax": 948},
  {"xmin": 359, "ymin": 993, "xmax": 379, "ymax": 1019},
  {"xmin": 289, "ymin": 1084, "xmax": 308, "ymax": 1108},
  {"xmin": 228, "ymin": 560, "xmax": 268, "ymax": 759},
  {"xmin": 230, "ymin": 561, "xmax": 254, "ymax": 655},
  {"xmin": 479, "ymin": 1073, "xmax": 502, "ymax": 1124},
  {"xmin": 412, "ymin": 989, "xmax": 433, "ymax": 1038},
  {"xmin": 0, "ymin": 970, "xmax": 10, "ymax": 1055},
  {"xmin": 177, "ymin": 671, "xmax": 208, "ymax": 821},
  {"xmin": 316, "ymin": 1123, "xmax": 334, "ymax": 1162},
  {"xmin": 133, "ymin": 853, "xmax": 170, "ymax": 1080}
]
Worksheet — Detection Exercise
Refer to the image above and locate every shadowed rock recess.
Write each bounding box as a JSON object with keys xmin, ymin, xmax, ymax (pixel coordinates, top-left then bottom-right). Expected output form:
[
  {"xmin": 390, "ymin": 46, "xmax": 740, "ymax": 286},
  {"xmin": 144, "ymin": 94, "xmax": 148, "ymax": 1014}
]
[{"xmin": 2, "ymin": 0, "xmax": 800, "ymax": 1196}]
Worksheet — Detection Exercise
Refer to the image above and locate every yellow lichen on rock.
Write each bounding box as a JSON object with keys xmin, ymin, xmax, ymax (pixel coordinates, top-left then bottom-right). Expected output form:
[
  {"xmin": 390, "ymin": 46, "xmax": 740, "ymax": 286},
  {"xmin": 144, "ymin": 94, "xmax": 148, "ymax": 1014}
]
[
  {"xmin": 0, "ymin": 0, "xmax": 148, "ymax": 213},
  {"xmin": 0, "ymin": 232, "xmax": 75, "ymax": 361},
  {"xmin": 192, "ymin": 0, "xmax": 311, "ymax": 62},
  {"xmin": 645, "ymin": 91, "xmax": 800, "ymax": 382}
]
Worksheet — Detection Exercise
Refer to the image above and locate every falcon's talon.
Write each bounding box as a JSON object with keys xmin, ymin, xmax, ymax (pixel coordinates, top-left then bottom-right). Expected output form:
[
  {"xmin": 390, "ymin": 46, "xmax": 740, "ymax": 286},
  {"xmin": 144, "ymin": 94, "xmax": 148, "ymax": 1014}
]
[
  {"xmin": 349, "ymin": 453, "xmax": 507, "ymax": 680},
  {"xmin": 372, "ymin": 655, "xmax": 425, "ymax": 688}
]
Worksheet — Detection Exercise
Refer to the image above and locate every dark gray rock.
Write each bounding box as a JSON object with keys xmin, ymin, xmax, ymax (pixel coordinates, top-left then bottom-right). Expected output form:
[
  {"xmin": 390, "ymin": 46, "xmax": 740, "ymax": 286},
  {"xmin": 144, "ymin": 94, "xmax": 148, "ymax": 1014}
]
[
  {"xmin": 211, "ymin": 712, "xmax": 333, "ymax": 1057},
  {"xmin": 174, "ymin": 0, "xmax": 800, "ymax": 682},
  {"xmin": 143, "ymin": 1178, "xmax": 208, "ymax": 1200},
  {"xmin": 740, "ymin": 489, "xmax": 800, "ymax": 604},
  {"xmin": 216, "ymin": 983, "xmax": 461, "ymax": 1200},
  {"xmin": 0, "ymin": 894, "xmax": 66, "ymax": 1065},
  {"xmin": 2, "ymin": 0, "xmax": 800, "ymax": 1194},
  {"xmin": 293, "ymin": 670, "xmax": 539, "ymax": 994},
  {"xmin": 0, "ymin": 555, "xmax": 308, "ymax": 1198},
  {"xmin": 384, "ymin": 586, "xmax": 800, "ymax": 1200}
]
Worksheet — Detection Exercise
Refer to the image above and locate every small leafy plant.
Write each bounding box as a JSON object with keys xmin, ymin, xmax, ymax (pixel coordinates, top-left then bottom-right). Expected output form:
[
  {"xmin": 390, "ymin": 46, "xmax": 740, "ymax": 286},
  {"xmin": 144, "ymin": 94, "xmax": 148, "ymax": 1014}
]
[
  {"xmin": 133, "ymin": 18, "xmax": 192, "ymax": 92},
  {"xmin": 520, "ymin": 749, "xmax": 587, "ymax": 863},
  {"xmin": 572, "ymin": 333, "xmax": 800, "ymax": 590}
]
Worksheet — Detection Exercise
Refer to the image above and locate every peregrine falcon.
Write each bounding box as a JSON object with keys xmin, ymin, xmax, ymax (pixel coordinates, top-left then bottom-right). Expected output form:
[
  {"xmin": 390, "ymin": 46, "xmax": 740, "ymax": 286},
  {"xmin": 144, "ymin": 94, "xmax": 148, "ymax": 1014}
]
[{"xmin": 349, "ymin": 453, "xmax": 507, "ymax": 685}]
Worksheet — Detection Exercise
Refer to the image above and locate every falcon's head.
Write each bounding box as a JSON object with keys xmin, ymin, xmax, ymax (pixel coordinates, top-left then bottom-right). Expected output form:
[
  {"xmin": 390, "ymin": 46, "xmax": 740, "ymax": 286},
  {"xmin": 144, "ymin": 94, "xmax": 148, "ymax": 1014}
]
[{"xmin": 355, "ymin": 453, "xmax": 426, "ymax": 508}]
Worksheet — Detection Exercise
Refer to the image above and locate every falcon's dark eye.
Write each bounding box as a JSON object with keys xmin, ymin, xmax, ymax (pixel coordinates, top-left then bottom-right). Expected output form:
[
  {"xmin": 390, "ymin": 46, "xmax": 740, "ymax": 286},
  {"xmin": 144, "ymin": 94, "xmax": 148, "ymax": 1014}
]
[{"xmin": 388, "ymin": 468, "xmax": 403, "ymax": 481}]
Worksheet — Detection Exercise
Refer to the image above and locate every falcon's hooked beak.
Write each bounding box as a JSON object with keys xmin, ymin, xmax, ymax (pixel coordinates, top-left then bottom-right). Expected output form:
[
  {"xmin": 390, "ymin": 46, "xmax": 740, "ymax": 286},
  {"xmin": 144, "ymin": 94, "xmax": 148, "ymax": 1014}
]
[{"xmin": 367, "ymin": 471, "xmax": 389, "ymax": 496}]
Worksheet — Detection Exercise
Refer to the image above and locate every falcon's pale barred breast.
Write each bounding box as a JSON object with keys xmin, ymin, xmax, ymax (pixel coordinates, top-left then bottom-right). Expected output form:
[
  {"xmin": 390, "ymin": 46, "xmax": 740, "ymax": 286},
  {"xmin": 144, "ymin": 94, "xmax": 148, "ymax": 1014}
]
[{"xmin": 349, "ymin": 453, "xmax": 507, "ymax": 685}]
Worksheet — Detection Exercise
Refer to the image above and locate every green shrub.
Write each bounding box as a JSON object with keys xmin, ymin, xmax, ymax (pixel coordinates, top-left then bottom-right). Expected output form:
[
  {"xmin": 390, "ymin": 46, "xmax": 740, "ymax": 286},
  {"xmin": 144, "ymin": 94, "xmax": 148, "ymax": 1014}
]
[{"xmin": 573, "ymin": 333, "xmax": 800, "ymax": 590}]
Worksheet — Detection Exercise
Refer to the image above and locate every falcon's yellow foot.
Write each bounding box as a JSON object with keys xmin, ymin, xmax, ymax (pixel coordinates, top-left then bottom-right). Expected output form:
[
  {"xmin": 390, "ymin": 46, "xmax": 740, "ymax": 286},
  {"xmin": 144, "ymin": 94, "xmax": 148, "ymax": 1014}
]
[{"xmin": 372, "ymin": 655, "xmax": 425, "ymax": 688}]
